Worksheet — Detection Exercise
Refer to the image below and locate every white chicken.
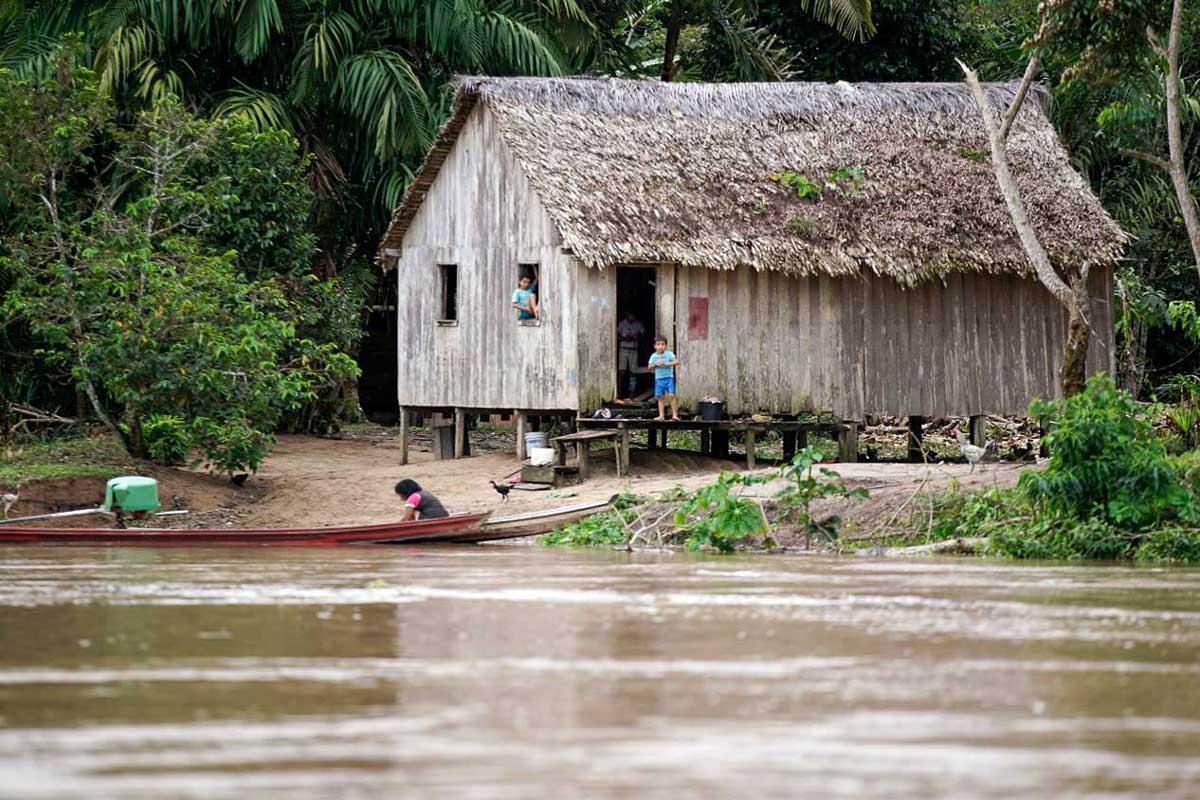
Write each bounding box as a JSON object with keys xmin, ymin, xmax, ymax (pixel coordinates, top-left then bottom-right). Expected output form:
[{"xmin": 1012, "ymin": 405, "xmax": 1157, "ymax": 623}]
[
  {"xmin": 951, "ymin": 428, "xmax": 990, "ymax": 473},
  {"xmin": 1, "ymin": 484, "xmax": 19, "ymax": 518}
]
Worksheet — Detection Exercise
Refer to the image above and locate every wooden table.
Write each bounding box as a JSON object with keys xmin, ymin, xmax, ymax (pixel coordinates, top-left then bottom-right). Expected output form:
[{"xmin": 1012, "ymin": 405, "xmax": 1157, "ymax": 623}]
[
  {"xmin": 576, "ymin": 417, "xmax": 857, "ymax": 468},
  {"xmin": 550, "ymin": 429, "xmax": 631, "ymax": 479}
]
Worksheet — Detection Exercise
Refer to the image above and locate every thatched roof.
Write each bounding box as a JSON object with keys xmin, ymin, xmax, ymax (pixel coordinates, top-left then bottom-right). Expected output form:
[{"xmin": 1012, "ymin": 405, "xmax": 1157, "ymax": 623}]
[{"xmin": 380, "ymin": 77, "xmax": 1124, "ymax": 283}]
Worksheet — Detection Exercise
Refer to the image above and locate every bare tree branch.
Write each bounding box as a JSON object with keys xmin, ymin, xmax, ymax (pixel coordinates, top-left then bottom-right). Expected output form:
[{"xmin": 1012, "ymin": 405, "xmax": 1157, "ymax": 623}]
[
  {"xmin": 958, "ymin": 59, "xmax": 1073, "ymax": 306},
  {"xmin": 999, "ymin": 52, "xmax": 1042, "ymax": 143}
]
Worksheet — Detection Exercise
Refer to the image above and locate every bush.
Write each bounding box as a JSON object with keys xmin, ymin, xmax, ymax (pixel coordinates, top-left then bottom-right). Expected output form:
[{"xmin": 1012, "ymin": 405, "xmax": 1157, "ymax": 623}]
[
  {"xmin": 541, "ymin": 494, "xmax": 641, "ymax": 547},
  {"xmin": 142, "ymin": 414, "xmax": 192, "ymax": 465},
  {"xmin": 675, "ymin": 472, "xmax": 769, "ymax": 552},
  {"xmin": 1021, "ymin": 374, "xmax": 1195, "ymax": 529}
]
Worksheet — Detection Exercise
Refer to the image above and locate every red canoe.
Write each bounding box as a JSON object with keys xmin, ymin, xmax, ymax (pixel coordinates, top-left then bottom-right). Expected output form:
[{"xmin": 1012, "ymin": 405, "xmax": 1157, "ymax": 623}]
[{"xmin": 0, "ymin": 513, "xmax": 490, "ymax": 547}]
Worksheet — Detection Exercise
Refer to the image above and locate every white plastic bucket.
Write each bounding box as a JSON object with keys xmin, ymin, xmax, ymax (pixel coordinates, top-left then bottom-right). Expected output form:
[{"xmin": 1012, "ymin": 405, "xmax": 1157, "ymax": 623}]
[
  {"xmin": 524, "ymin": 432, "xmax": 549, "ymax": 450},
  {"xmin": 529, "ymin": 447, "xmax": 556, "ymax": 466}
]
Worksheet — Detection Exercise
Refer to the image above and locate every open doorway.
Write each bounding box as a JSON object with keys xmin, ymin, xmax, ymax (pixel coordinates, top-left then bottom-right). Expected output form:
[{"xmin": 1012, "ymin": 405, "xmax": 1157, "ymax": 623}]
[{"xmin": 616, "ymin": 267, "xmax": 657, "ymax": 400}]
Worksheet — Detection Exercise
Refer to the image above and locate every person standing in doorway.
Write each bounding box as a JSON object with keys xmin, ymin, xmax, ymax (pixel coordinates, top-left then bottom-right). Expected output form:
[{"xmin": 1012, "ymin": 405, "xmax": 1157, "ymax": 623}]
[
  {"xmin": 649, "ymin": 335, "xmax": 680, "ymax": 421},
  {"xmin": 617, "ymin": 311, "xmax": 645, "ymax": 398}
]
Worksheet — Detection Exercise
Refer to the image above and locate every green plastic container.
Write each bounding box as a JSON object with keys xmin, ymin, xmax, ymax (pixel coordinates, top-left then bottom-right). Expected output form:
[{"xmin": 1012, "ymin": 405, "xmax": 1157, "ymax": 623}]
[{"xmin": 102, "ymin": 476, "xmax": 161, "ymax": 513}]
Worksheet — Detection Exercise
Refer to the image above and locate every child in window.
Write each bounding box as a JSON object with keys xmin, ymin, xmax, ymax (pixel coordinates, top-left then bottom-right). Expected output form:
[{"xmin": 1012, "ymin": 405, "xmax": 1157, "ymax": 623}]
[
  {"xmin": 648, "ymin": 335, "xmax": 680, "ymax": 421},
  {"xmin": 512, "ymin": 275, "xmax": 540, "ymax": 320}
]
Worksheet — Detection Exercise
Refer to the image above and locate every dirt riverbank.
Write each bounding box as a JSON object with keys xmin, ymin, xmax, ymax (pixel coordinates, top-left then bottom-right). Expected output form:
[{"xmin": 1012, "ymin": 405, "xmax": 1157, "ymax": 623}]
[{"xmin": 6, "ymin": 429, "xmax": 1026, "ymax": 536}]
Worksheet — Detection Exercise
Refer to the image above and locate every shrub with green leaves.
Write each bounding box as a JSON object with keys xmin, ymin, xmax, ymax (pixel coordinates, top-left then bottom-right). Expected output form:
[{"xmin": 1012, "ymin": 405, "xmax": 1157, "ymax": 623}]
[
  {"xmin": 142, "ymin": 414, "xmax": 191, "ymax": 465},
  {"xmin": 674, "ymin": 472, "xmax": 769, "ymax": 552},
  {"xmin": 1021, "ymin": 373, "xmax": 1195, "ymax": 529},
  {"xmin": 774, "ymin": 446, "xmax": 868, "ymax": 545}
]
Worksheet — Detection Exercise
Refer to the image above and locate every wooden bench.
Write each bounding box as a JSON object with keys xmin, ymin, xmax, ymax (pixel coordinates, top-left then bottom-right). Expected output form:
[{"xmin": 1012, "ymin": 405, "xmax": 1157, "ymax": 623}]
[{"xmin": 550, "ymin": 428, "xmax": 631, "ymax": 480}]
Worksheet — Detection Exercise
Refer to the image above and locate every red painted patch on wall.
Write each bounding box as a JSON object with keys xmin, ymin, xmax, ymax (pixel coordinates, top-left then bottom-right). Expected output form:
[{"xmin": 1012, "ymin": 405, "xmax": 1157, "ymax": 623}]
[{"xmin": 688, "ymin": 296, "xmax": 709, "ymax": 339}]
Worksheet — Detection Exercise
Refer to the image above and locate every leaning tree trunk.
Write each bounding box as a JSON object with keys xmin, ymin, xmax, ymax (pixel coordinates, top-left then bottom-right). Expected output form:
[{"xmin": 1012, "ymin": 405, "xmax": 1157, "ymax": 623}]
[
  {"xmin": 960, "ymin": 56, "xmax": 1091, "ymax": 396},
  {"xmin": 1162, "ymin": 0, "xmax": 1200, "ymax": 280}
]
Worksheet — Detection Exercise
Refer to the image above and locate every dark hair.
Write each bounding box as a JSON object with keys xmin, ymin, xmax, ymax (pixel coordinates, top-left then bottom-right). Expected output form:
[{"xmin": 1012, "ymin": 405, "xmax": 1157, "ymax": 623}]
[
  {"xmin": 654, "ymin": 334, "xmax": 668, "ymax": 345},
  {"xmin": 394, "ymin": 479, "xmax": 421, "ymax": 496}
]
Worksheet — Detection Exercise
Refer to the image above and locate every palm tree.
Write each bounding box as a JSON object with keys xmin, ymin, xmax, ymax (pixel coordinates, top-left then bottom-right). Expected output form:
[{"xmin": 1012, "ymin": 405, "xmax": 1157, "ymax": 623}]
[
  {"xmin": 657, "ymin": 0, "xmax": 875, "ymax": 81},
  {"xmin": 1, "ymin": 0, "xmax": 589, "ymax": 213}
]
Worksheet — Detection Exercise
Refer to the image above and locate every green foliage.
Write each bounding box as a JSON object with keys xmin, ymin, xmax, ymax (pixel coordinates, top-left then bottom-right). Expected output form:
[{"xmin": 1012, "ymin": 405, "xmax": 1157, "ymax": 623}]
[
  {"xmin": 541, "ymin": 510, "xmax": 629, "ymax": 546},
  {"xmin": 1022, "ymin": 374, "xmax": 1194, "ymax": 529},
  {"xmin": 957, "ymin": 146, "xmax": 988, "ymax": 163},
  {"xmin": 142, "ymin": 414, "xmax": 191, "ymax": 465},
  {"xmin": 826, "ymin": 165, "xmax": 865, "ymax": 195},
  {"xmin": 541, "ymin": 493, "xmax": 640, "ymax": 547},
  {"xmin": 0, "ymin": 56, "xmax": 357, "ymax": 475},
  {"xmin": 789, "ymin": 215, "xmax": 817, "ymax": 237},
  {"xmin": 771, "ymin": 171, "xmax": 823, "ymax": 199},
  {"xmin": 773, "ymin": 446, "xmax": 868, "ymax": 545},
  {"xmin": 674, "ymin": 472, "xmax": 768, "ymax": 552}
]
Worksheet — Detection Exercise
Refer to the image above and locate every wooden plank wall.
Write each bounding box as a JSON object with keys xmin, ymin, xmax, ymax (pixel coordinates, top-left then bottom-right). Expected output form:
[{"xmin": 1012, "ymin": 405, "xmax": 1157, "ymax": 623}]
[
  {"xmin": 669, "ymin": 264, "xmax": 1115, "ymax": 418},
  {"xmin": 395, "ymin": 105, "xmax": 577, "ymax": 410},
  {"xmin": 574, "ymin": 264, "xmax": 616, "ymax": 412}
]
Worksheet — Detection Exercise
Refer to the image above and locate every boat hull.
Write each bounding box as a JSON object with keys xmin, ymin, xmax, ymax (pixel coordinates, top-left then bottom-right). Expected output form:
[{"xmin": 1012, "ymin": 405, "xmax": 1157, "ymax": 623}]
[{"xmin": 0, "ymin": 513, "xmax": 489, "ymax": 547}]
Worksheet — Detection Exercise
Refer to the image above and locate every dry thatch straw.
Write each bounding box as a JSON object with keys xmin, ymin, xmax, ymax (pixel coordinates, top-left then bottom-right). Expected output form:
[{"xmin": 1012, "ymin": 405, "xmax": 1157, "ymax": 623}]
[{"xmin": 381, "ymin": 77, "xmax": 1124, "ymax": 285}]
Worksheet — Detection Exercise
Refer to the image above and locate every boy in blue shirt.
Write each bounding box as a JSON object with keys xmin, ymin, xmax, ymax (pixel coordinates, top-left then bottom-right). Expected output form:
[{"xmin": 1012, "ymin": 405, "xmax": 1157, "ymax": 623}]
[
  {"xmin": 648, "ymin": 335, "xmax": 680, "ymax": 421},
  {"xmin": 511, "ymin": 275, "xmax": 539, "ymax": 320}
]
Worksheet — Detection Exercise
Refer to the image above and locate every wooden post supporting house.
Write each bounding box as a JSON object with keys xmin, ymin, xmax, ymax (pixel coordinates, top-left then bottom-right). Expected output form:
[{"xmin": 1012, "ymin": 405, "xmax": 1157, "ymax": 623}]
[
  {"xmin": 515, "ymin": 411, "xmax": 528, "ymax": 461},
  {"xmin": 399, "ymin": 406, "xmax": 410, "ymax": 466},
  {"xmin": 907, "ymin": 416, "xmax": 924, "ymax": 462},
  {"xmin": 782, "ymin": 431, "xmax": 797, "ymax": 462},
  {"xmin": 454, "ymin": 408, "xmax": 467, "ymax": 459},
  {"xmin": 969, "ymin": 415, "xmax": 987, "ymax": 448},
  {"xmin": 838, "ymin": 423, "xmax": 859, "ymax": 463},
  {"xmin": 745, "ymin": 430, "xmax": 757, "ymax": 469}
]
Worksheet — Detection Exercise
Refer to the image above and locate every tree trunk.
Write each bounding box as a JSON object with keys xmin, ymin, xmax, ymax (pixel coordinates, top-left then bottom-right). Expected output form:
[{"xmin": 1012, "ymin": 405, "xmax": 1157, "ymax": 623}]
[
  {"xmin": 1162, "ymin": 0, "xmax": 1200, "ymax": 279},
  {"xmin": 960, "ymin": 58, "xmax": 1090, "ymax": 397},
  {"xmin": 660, "ymin": 0, "xmax": 685, "ymax": 82},
  {"xmin": 1060, "ymin": 276, "xmax": 1092, "ymax": 396}
]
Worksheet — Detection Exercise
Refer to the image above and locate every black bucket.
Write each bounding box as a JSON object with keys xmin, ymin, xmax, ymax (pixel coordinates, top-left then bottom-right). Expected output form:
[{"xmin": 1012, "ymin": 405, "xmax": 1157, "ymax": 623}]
[{"xmin": 698, "ymin": 400, "xmax": 724, "ymax": 421}]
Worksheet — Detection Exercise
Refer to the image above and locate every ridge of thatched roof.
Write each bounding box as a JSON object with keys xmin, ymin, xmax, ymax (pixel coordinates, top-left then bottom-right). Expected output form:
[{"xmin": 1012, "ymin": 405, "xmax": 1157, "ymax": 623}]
[{"xmin": 379, "ymin": 77, "xmax": 1125, "ymax": 283}]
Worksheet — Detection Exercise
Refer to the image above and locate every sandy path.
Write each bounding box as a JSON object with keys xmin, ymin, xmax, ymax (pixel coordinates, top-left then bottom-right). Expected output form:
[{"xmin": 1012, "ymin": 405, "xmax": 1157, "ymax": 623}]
[{"xmin": 239, "ymin": 433, "xmax": 1026, "ymax": 529}]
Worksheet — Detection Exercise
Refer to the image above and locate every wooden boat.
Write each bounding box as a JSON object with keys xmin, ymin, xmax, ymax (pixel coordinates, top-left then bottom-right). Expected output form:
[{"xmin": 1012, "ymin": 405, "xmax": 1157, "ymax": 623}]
[
  {"xmin": 460, "ymin": 496, "xmax": 616, "ymax": 542},
  {"xmin": 0, "ymin": 513, "xmax": 489, "ymax": 547}
]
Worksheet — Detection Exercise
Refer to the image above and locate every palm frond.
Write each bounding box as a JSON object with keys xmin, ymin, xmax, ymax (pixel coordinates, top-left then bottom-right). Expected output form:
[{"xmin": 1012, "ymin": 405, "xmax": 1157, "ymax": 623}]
[
  {"xmin": 796, "ymin": 0, "xmax": 874, "ymax": 42},
  {"xmin": 213, "ymin": 86, "xmax": 297, "ymax": 131},
  {"xmin": 95, "ymin": 23, "xmax": 163, "ymax": 94},
  {"xmin": 235, "ymin": 0, "xmax": 283, "ymax": 61},
  {"xmin": 334, "ymin": 48, "xmax": 432, "ymax": 160}
]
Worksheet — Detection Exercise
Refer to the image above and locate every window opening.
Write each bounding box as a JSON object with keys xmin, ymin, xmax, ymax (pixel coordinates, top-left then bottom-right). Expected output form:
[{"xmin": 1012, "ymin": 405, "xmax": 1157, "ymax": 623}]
[
  {"xmin": 514, "ymin": 262, "xmax": 541, "ymax": 324},
  {"xmin": 438, "ymin": 264, "xmax": 458, "ymax": 322}
]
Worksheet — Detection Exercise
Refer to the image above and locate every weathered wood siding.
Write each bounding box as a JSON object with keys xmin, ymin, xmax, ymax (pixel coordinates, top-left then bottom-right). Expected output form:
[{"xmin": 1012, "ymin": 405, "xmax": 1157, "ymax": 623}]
[
  {"xmin": 658, "ymin": 264, "xmax": 1115, "ymax": 418},
  {"xmin": 394, "ymin": 105, "xmax": 576, "ymax": 411}
]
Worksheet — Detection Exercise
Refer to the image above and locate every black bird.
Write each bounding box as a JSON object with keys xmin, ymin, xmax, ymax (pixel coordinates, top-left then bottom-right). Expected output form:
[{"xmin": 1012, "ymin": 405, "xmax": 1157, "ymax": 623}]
[{"xmin": 490, "ymin": 480, "xmax": 512, "ymax": 502}]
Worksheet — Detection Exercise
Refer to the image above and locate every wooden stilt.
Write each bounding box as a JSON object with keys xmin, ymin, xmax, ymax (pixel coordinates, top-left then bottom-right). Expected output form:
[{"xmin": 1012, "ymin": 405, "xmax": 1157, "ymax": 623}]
[
  {"xmin": 454, "ymin": 408, "xmax": 466, "ymax": 459},
  {"xmin": 700, "ymin": 429, "xmax": 711, "ymax": 455},
  {"xmin": 907, "ymin": 415, "xmax": 924, "ymax": 463},
  {"xmin": 516, "ymin": 411, "xmax": 528, "ymax": 461},
  {"xmin": 712, "ymin": 430, "xmax": 730, "ymax": 458},
  {"xmin": 661, "ymin": 427, "xmax": 668, "ymax": 449},
  {"xmin": 745, "ymin": 430, "xmax": 757, "ymax": 469},
  {"xmin": 782, "ymin": 431, "xmax": 797, "ymax": 461},
  {"xmin": 838, "ymin": 423, "xmax": 859, "ymax": 463},
  {"xmin": 969, "ymin": 414, "xmax": 987, "ymax": 448},
  {"xmin": 577, "ymin": 441, "xmax": 591, "ymax": 480},
  {"xmin": 399, "ymin": 406, "xmax": 410, "ymax": 466}
]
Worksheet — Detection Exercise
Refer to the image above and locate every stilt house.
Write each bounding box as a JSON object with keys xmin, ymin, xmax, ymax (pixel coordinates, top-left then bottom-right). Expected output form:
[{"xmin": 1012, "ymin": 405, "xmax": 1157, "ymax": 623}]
[{"xmin": 378, "ymin": 77, "xmax": 1123, "ymax": 431}]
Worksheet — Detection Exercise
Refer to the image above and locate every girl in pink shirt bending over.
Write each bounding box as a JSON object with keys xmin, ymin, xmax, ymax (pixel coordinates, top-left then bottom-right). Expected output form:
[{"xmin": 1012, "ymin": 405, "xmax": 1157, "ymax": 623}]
[{"xmin": 394, "ymin": 479, "xmax": 449, "ymax": 520}]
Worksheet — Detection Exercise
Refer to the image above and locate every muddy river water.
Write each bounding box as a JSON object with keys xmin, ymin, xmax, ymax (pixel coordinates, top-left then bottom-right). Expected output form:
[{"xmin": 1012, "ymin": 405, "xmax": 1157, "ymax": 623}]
[{"xmin": 0, "ymin": 545, "xmax": 1198, "ymax": 798}]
